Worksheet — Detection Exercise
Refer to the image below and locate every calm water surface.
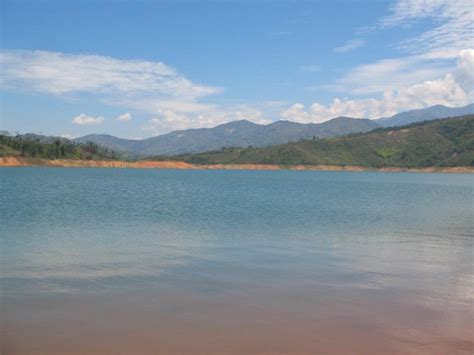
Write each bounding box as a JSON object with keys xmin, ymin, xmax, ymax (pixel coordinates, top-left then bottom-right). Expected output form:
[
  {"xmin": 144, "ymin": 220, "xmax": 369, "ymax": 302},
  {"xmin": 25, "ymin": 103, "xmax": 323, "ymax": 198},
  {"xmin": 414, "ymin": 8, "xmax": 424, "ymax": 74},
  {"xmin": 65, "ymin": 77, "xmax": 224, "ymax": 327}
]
[{"xmin": 1, "ymin": 168, "xmax": 473, "ymax": 354}]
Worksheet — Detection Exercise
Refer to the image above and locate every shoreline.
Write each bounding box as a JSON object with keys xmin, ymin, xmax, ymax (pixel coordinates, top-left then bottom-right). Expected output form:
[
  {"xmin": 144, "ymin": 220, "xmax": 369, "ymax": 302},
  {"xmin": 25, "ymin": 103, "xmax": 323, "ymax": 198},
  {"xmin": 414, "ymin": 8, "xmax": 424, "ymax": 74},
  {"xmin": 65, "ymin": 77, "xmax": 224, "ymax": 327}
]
[{"xmin": 1, "ymin": 156, "xmax": 473, "ymax": 173}]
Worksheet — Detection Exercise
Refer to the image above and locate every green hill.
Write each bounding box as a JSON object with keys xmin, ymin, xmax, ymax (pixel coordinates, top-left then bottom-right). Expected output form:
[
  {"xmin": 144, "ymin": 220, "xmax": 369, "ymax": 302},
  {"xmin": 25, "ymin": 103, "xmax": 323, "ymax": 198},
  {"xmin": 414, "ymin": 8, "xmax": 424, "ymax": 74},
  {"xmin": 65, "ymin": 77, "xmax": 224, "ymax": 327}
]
[
  {"xmin": 158, "ymin": 115, "xmax": 474, "ymax": 168},
  {"xmin": 72, "ymin": 104, "xmax": 473, "ymax": 157},
  {"xmin": 0, "ymin": 134, "xmax": 118, "ymax": 160}
]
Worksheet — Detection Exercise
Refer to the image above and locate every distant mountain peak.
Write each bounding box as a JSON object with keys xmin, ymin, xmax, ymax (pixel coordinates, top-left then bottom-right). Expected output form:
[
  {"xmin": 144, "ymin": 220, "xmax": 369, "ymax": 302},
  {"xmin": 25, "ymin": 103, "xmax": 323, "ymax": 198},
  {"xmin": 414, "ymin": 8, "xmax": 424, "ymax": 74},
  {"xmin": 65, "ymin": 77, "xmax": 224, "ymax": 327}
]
[
  {"xmin": 219, "ymin": 119, "xmax": 259, "ymax": 127},
  {"xmin": 377, "ymin": 103, "xmax": 474, "ymax": 127},
  {"xmin": 326, "ymin": 116, "xmax": 362, "ymax": 122}
]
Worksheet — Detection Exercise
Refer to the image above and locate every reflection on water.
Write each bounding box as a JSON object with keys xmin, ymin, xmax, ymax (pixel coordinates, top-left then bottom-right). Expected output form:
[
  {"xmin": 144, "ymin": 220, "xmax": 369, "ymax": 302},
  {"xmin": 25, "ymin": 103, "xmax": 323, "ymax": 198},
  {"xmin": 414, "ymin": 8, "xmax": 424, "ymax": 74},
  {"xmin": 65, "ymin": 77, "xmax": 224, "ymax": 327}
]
[
  {"xmin": 2, "ymin": 224, "xmax": 200, "ymax": 293},
  {"xmin": 1, "ymin": 168, "xmax": 473, "ymax": 354}
]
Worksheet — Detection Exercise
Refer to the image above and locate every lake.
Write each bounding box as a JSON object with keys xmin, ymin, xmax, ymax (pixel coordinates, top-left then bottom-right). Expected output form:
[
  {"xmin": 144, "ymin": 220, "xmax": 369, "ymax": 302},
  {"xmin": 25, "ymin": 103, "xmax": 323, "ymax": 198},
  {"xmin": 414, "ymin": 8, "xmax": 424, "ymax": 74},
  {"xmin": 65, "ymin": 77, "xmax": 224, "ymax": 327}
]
[{"xmin": 1, "ymin": 167, "xmax": 473, "ymax": 354}]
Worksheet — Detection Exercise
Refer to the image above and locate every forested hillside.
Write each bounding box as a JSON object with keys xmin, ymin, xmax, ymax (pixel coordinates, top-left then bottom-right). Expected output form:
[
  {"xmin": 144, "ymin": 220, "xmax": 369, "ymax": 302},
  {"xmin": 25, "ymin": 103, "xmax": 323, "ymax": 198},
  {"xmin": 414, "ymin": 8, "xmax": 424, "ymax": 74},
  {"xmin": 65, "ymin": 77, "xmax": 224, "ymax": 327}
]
[
  {"xmin": 0, "ymin": 134, "xmax": 118, "ymax": 160},
  {"xmin": 157, "ymin": 115, "xmax": 474, "ymax": 168}
]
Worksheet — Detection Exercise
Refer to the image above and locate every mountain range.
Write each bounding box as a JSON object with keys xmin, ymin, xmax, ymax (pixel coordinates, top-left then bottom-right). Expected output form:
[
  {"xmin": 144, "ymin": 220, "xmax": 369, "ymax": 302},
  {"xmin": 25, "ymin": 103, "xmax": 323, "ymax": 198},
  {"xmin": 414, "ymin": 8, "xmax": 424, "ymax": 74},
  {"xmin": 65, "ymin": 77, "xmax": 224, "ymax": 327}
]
[
  {"xmin": 68, "ymin": 103, "xmax": 471, "ymax": 157},
  {"xmin": 166, "ymin": 114, "xmax": 474, "ymax": 168},
  {"xmin": 74, "ymin": 116, "xmax": 380, "ymax": 157},
  {"xmin": 377, "ymin": 104, "xmax": 474, "ymax": 127},
  {"xmin": 3, "ymin": 111, "xmax": 473, "ymax": 168}
]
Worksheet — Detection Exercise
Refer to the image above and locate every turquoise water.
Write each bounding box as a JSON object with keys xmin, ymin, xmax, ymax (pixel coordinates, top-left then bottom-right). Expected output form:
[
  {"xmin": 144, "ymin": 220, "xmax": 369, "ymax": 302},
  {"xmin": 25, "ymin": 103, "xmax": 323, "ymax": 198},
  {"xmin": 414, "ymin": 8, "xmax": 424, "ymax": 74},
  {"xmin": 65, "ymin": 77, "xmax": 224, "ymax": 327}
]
[{"xmin": 2, "ymin": 168, "xmax": 473, "ymax": 354}]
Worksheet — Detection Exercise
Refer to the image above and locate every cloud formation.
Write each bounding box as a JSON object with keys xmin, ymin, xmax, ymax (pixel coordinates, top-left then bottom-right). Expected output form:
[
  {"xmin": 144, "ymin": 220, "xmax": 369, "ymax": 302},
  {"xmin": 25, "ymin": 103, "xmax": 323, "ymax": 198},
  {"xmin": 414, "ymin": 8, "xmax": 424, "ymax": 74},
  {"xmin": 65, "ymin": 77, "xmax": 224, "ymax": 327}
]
[
  {"xmin": 143, "ymin": 104, "xmax": 270, "ymax": 134},
  {"xmin": 116, "ymin": 112, "xmax": 132, "ymax": 122},
  {"xmin": 297, "ymin": 0, "xmax": 473, "ymax": 124},
  {"xmin": 72, "ymin": 114, "xmax": 104, "ymax": 125},
  {"xmin": 0, "ymin": 50, "xmax": 223, "ymax": 130},
  {"xmin": 281, "ymin": 50, "xmax": 473, "ymax": 123},
  {"xmin": 326, "ymin": 52, "xmax": 455, "ymax": 95},
  {"xmin": 0, "ymin": 50, "xmax": 275, "ymax": 134},
  {"xmin": 455, "ymin": 49, "xmax": 474, "ymax": 95},
  {"xmin": 334, "ymin": 39, "xmax": 365, "ymax": 53},
  {"xmin": 1, "ymin": 0, "xmax": 472, "ymax": 135},
  {"xmin": 0, "ymin": 50, "xmax": 240, "ymax": 133},
  {"xmin": 322, "ymin": 0, "xmax": 473, "ymax": 98},
  {"xmin": 60, "ymin": 133, "xmax": 75, "ymax": 139},
  {"xmin": 0, "ymin": 50, "xmax": 220, "ymax": 99},
  {"xmin": 381, "ymin": 0, "xmax": 473, "ymax": 54}
]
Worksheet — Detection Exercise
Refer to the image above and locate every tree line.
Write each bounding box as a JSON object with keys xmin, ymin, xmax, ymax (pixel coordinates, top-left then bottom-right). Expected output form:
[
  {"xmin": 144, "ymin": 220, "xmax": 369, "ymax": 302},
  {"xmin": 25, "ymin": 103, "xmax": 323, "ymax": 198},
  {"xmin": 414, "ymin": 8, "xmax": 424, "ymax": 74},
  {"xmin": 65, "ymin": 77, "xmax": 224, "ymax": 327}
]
[{"xmin": 0, "ymin": 134, "xmax": 118, "ymax": 160}]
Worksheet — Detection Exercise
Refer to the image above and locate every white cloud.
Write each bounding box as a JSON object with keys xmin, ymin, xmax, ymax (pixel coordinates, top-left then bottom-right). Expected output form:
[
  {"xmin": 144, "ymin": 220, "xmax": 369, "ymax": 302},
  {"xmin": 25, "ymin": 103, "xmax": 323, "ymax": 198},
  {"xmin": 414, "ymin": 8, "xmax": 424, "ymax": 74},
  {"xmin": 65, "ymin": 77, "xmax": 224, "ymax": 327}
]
[
  {"xmin": 0, "ymin": 50, "xmax": 220, "ymax": 99},
  {"xmin": 281, "ymin": 50, "xmax": 473, "ymax": 123},
  {"xmin": 116, "ymin": 112, "xmax": 132, "ymax": 122},
  {"xmin": 0, "ymin": 48, "xmax": 275, "ymax": 135},
  {"xmin": 72, "ymin": 114, "xmax": 104, "ymax": 125},
  {"xmin": 455, "ymin": 49, "xmax": 474, "ymax": 96},
  {"xmin": 280, "ymin": 103, "xmax": 310, "ymax": 122},
  {"xmin": 143, "ymin": 105, "xmax": 270, "ymax": 135},
  {"xmin": 334, "ymin": 39, "xmax": 365, "ymax": 53},
  {"xmin": 1, "ymin": 1, "xmax": 471, "ymax": 136},
  {"xmin": 60, "ymin": 133, "xmax": 75, "ymax": 139},
  {"xmin": 0, "ymin": 49, "xmax": 222, "ymax": 128},
  {"xmin": 328, "ymin": 53, "xmax": 454, "ymax": 95},
  {"xmin": 381, "ymin": 0, "xmax": 473, "ymax": 54},
  {"xmin": 145, "ymin": 111, "xmax": 190, "ymax": 133},
  {"xmin": 282, "ymin": 74, "xmax": 469, "ymax": 123},
  {"xmin": 290, "ymin": 3, "xmax": 474, "ymax": 124},
  {"xmin": 323, "ymin": 1, "xmax": 473, "ymax": 97}
]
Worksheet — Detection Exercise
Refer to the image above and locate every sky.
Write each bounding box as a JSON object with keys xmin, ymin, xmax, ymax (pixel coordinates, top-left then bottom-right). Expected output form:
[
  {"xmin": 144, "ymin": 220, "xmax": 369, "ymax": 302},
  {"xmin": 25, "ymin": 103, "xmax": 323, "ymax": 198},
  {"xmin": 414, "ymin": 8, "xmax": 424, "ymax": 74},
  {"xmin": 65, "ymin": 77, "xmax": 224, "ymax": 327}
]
[{"xmin": 1, "ymin": 0, "xmax": 473, "ymax": 139}]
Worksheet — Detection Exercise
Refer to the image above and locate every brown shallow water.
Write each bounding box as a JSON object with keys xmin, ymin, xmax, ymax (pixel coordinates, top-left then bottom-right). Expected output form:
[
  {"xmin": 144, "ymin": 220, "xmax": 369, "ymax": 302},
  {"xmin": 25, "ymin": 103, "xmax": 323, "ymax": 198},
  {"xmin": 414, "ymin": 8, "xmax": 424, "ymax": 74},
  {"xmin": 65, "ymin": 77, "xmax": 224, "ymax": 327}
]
[
  {"xmin": 1, "ymin": 168, "xmax": 473, "ymax": 354},
  {"xmin": 4, "ymin": 284, "xmax": 473, "ymax": 354}
]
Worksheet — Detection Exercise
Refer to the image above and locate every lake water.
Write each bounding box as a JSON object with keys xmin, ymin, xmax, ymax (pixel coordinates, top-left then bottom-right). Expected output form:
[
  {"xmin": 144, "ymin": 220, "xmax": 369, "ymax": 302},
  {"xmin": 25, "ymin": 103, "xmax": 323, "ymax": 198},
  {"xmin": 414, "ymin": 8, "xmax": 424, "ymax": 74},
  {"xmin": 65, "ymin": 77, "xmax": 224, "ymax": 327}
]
[{"xmin": 1, "ymin": 167, "xmax": 473, "ymax": 354}]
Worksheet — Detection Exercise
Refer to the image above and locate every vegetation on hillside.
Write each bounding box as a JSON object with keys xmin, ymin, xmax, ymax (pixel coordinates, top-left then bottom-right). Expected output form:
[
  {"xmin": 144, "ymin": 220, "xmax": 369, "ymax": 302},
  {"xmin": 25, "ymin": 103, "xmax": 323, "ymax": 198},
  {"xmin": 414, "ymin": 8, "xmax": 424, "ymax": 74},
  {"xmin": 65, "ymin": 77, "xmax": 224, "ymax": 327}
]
[
  {"xmin": 3, "ymin": 115, "xmax": 473, "ymax": 168},
  {"xmin": 72, "ymin": 104, "xmax": 474, "ymax": 157},
  {"xmin": 0, "ymin": 134, "xmax": 118, "ymax": 160},
  {"xmin": 153, "ymin": 115, "xmax": 474, "ymax": 168},
  {"xmin": 74, "ymin": 117, "xmax": 380, "ymax": 157}
]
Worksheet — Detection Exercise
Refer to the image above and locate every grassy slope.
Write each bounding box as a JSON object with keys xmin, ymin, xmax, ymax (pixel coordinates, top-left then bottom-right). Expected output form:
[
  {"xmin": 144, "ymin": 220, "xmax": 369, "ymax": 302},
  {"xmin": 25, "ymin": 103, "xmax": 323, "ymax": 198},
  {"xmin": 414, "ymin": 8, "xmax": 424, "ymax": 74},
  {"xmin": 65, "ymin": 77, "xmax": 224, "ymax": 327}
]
[{"xmin": 160, "ymin": 115, "xmax": 474, "ymax": 168}]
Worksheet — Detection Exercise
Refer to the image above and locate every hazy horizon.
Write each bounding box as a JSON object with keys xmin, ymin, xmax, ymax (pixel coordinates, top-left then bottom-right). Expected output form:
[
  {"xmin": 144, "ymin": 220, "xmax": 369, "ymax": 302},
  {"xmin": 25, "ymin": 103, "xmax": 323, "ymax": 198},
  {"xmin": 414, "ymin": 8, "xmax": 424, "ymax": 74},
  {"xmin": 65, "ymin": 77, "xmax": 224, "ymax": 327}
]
[{"xmin": 1, "ymin": 102, "xmax": 471, "ymax": 141}]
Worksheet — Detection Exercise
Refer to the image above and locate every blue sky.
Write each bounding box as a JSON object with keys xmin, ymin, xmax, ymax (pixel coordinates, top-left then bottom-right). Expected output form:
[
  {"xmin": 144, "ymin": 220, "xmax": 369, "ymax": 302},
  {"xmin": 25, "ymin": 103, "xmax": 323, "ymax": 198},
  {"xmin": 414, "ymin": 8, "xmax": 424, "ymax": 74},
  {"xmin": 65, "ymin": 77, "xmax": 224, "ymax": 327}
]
[{"xmin": 1, "ymin": 0, "xmax": 473, "ymax": 138}]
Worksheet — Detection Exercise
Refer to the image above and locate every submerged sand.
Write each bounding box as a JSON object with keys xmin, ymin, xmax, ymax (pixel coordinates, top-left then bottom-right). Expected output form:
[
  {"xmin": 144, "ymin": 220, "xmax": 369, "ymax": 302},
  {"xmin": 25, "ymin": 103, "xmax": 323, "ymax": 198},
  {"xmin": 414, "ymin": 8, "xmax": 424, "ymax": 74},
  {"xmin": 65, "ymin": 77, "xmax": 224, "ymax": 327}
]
[{"xmin": 1, "ymin": 156, "xmax": 473, "ymax": 173}]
